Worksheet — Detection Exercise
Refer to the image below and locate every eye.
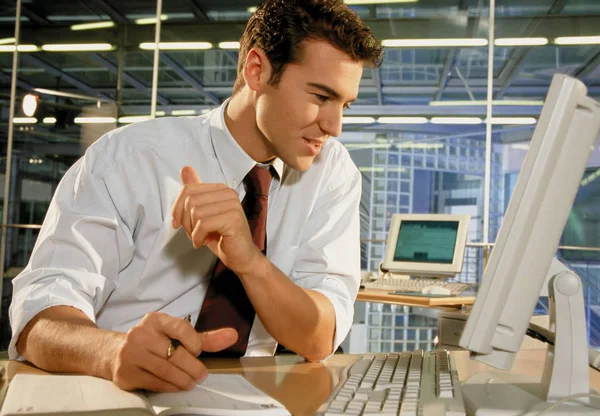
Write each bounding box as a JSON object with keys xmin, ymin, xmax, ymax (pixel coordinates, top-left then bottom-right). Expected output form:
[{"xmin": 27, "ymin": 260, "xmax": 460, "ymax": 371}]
[
  {"xmin": 344, "ymin": 103, "xmax": 352, "ymax": 110},
  {"xmin": 314, "ymin": 94, "xmax": 329, "ymax": 103}
]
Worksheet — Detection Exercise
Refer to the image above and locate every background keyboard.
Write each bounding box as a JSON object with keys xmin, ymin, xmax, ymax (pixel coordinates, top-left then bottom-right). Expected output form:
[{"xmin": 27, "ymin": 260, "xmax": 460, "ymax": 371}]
[
  {"xmin": 318, "ymin": 349, "xmax": 466, "ymax": 416},
  {"xmin": 362, "ymin": 278, "xmax": 471, "ymax": 296}
]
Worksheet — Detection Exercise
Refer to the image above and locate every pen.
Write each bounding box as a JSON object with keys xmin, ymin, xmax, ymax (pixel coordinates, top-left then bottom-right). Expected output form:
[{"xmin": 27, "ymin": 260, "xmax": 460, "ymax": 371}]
[{"xmin": 167, "ymin": 314, "xmax": 191, "ymax": 358}]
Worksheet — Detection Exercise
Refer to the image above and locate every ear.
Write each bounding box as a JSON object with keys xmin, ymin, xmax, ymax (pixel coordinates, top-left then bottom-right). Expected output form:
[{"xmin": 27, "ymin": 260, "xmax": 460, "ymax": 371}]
[{"xmin": 243, "ymin": 47, "xmax": 272, "ymax": 92}]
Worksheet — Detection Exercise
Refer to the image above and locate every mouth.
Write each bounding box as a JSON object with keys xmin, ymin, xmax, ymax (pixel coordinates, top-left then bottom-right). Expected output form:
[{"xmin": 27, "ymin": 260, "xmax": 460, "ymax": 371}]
[{"xmin": 303, "ymin": 138, "xmax": 323, "ymax": 156}]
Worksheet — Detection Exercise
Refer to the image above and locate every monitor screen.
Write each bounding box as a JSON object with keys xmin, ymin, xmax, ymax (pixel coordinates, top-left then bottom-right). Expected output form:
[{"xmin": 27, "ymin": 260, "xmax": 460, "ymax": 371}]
[
  {"xmin": 381, "ymin": 213, "xmax": 470, "ymax": 277},
  {"xmin": 394, "ymin": 220, "xmax": 459, "ymax": 264}
]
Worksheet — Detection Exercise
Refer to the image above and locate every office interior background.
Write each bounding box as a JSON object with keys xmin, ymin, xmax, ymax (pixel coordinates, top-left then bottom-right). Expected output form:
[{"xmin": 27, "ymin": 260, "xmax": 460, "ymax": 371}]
[{"xmin": 0, "ymin": 0, "xmax": 599, "ymax": 354}]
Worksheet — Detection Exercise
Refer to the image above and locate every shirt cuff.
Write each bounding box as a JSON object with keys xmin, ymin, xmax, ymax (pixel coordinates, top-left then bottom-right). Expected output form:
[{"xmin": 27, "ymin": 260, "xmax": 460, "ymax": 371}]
[{"xmin": 9, "ymin": 282, "xmax": 97, "ymax": 360}]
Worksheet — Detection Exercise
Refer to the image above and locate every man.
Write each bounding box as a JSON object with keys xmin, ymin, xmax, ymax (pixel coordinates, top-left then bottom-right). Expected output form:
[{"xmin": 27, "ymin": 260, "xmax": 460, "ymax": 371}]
[{"xmin": 10, "ymin": 0, "xmax": 383, "ymax": 393}]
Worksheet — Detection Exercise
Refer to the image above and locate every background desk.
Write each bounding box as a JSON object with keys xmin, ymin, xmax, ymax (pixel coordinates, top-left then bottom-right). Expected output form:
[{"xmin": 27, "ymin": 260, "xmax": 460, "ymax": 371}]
[
  {"xmin": 2, "ymin": 348, "xmax": 599, "ymax": 416},
  {"xmin": 357, "ymin": 288, "xmax": 475, "ymax": 308}
]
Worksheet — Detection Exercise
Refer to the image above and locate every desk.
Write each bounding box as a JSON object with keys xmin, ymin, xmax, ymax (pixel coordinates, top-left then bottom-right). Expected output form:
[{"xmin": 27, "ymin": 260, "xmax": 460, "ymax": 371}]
[
  {"xmin": 357, "ymin": 287, "xmax": 475, "ymax": 308},
  {"xmin": 2, "ymin": 348, "xmax": 599, "ymax": 416}
]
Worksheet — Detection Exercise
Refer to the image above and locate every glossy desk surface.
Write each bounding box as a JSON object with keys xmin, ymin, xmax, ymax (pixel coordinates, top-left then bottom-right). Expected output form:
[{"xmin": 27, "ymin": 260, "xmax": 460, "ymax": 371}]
[
  {"xmin": 2, "ymin": 349, "xmax": 599, "ymax": 415},
  {"xmin": 357, "ymin": 287, "xmax": 475, "ymax": 307}
]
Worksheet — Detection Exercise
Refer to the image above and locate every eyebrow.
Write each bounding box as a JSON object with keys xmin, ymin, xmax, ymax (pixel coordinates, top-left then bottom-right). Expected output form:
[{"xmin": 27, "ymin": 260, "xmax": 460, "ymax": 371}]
[{"xmin": 307, "ymin": 82, "xmax": 357, "ymax": 104}]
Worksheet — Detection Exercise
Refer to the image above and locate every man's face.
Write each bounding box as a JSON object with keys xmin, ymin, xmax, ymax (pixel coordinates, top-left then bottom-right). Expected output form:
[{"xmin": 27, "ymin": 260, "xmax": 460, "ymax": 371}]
[{"xmin": 255, "ymin": 40, "xmax": 363, "ymax": 172}]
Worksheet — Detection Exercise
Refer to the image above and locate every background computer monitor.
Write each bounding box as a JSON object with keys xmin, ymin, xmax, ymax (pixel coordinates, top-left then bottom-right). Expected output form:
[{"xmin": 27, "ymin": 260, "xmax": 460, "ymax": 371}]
[
  {"xmin": 381, "ymin": 213, "xmax": 470, "ymax": 278},
  {"xmin": 458, "ymin": 74, "xmax": 600, "ymax": 413}
]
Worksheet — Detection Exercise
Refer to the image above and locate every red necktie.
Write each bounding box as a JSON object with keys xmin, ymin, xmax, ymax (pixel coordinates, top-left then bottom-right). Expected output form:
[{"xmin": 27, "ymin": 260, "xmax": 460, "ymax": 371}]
[{"xmin": 195, "ymin": 165, "xmax": 272, "ymax": 357}]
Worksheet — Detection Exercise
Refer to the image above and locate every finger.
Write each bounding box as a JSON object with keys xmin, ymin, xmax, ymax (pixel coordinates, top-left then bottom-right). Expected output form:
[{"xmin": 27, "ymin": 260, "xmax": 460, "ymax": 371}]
[
  {"xmin": 199, "ymin": 328, "xmax": 239, "ymax": 353},
  {"xmin": 115, "ymin": 366, "xmax": 180, "ymax": 393},
  {"xmin": 144, "ymin": 334, "xmax": 208, "ymax": 382},
  {"xmin": 181, "ymin": 166, "xmax": 202, "ymax": 185},
  {"xmin": 140, "ymin": 348, "xmax": 197, "ymax": 391},
  {"xmin": 184, "ymin": 191, "xmax": 238, "ymax": 238},
  {"xmin": 171, "ymin": 183, "xmax": 229, "ymax": 230},
  {"xmin": 168, "ymin": 346, "xmax": 210, "ymax": 383},
  {"xmin": 189, "ymin": 201, "xmax": 242, "ymax": 247}
]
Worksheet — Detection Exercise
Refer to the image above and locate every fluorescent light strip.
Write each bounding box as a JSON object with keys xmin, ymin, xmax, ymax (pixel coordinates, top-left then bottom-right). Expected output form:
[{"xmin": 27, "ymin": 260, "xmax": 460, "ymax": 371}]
[
  {"xmin": 119, "ymin": 116, "xmax": 151, "ymax": 123},
  {"xmin": 495, "ymin": 37, "xmax": 548, "ymax": 46},
  {"xmin": 0, "ymin": 44, "xmax": 39, "ymax": 52},
  {"xmin": 74, "ymin": 117, "xmax": 116, "ymax": 124},
  {"xmin": 382, "ymin": 38, "xmax": 488, "ymax": 48},
  {"xmin": 70, "ymin": 21, "xmax": 115, "ymax": 31},
  {"xmin": 0, "ymin": 37, "xmax": 16, "ymax": 45},
  {"xmin": 218, "ymin": 41, "xmax": 240, "ymax": 50},
  {"xmin": 554, "ymin": 36, "xmax": 600, "ymax": 45},
  {"xmin": 135, "ymin": 15, "xmax": 169, "ymax": 25},
  {"xmin": 430, "ymin": 117, "xmax": 482, "ymax": 125},
  {"xmin": 42, "ymin": 43, "xmax": 114, "ymax": 52},
  {"xmin": 378, "ymin": 117, "xmax": 428, "ymax": 124},
  {"xmin": 13, "ymin": 117, "xmax": 37, "ymax": 124},
  {"xmin": 398, "ymin": 143, "xmax": 444, "ymax": 149},
  {"xmin": 429, "ymin": 100, "xmax": 544, "ymax": 106},
  {"xmin": 343, "ymin": 117, "xmax": 376, "ymax": 124},
  {"xmin": 140, "ymin": 42, "xmax": 212, "ymax": 50},
  {"xmin": 172, "ymin": 109, "xmax": 196, "ymax": 116},
  {"xmin": 43, "ymin": 117, "xmax": 57, "ymax": 124},
  {"xmin": 489, "ymin": 117, "xmax": 537, "ymax": 125}
]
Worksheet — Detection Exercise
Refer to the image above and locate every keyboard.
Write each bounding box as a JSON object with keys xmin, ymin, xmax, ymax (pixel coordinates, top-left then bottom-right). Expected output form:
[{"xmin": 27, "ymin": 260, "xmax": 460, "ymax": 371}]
[
  {"xmin": 318, "ymin": 350, "xmax": 466, "ymax": 416},
  {"xmin": 362, "ymin": 278, "xmax": 471, "ymax": 296}
]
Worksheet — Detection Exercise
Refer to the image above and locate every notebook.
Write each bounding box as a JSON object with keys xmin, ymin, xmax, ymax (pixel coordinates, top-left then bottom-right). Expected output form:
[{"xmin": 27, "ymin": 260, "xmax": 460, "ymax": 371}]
[{"xmin": 0, "ymin": 373, "xmax": 290, "ymax": 416}]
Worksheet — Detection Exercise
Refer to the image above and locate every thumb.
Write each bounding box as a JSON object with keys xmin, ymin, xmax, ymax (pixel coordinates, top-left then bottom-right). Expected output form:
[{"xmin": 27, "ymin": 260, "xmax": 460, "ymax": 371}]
[
  {"xmin": 180, "ymin": 166, "xmax": 202, "ymax": 185},
  {"xmin": 199, "ymin": 328, "xmax": 239, "ymax": 353}
]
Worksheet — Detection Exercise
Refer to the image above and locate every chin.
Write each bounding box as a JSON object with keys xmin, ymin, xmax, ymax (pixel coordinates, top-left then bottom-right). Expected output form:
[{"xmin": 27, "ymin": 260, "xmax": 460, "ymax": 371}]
[{"xmin": 285, "ymin": 156, "xmax": 315, "ymax": 172}]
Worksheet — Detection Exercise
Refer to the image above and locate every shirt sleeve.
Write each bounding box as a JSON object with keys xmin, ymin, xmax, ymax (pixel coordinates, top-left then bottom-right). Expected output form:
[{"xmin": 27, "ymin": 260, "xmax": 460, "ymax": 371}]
[
  {"xmin": 290, "ymin": 162, "xmax": 362, "ymax": 357},
  {"xmin": 8, "ymin": 151, "xmax": 136, "ymax": 360}
]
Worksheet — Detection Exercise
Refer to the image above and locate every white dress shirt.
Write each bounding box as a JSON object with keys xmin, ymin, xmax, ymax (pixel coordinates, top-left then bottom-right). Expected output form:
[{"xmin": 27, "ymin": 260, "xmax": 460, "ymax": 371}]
[{"xmin": 9, "ymin": 100, "xmax": 361, "ymax": 359}]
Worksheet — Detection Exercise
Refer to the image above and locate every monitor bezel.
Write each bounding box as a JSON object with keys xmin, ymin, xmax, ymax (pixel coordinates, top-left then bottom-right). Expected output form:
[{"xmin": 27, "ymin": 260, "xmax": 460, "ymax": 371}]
[{"xmin": 381, "ymin": 213, "xmax": 471, "ymax": 277}]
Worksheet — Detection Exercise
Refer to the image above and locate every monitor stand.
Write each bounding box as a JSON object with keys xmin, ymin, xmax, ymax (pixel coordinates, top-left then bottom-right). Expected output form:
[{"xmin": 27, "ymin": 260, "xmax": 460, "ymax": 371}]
[{"xmin": 460, "ymin": 268, "xmax": 599, "ymax": 415}]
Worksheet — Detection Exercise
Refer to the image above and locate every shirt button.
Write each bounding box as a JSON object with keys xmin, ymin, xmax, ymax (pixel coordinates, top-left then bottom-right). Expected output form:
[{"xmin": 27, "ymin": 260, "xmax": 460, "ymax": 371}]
[{"xmin": 231, "ymin": 180, "xmax": 236, "ymax": 187}]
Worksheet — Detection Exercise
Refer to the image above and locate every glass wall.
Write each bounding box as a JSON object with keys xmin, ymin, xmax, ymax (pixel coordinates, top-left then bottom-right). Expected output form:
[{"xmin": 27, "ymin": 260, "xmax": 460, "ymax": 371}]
[{"xmin": 0, "ymin": 0, "xmax": 599, "ymax": 353}]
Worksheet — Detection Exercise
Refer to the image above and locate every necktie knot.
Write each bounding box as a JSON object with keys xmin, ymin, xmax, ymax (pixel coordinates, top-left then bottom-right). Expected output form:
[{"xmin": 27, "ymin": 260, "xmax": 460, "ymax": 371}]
[{"xmin": 244, "ymin": 165, "xmax": 272, "ymax": 197}]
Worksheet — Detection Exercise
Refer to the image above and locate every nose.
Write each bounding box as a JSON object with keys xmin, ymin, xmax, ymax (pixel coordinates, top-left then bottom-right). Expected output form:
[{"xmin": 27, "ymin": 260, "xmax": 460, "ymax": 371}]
[{"xmin": 319, "ymin": 105, "xmax": 343, "ymax": 138}]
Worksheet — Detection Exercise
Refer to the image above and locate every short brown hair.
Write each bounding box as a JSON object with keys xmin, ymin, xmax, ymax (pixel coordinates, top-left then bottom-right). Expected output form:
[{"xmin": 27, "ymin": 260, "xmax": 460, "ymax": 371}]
[{"xmin": 232, "ymin": 0, "xmax": 383, "ymax": 94}]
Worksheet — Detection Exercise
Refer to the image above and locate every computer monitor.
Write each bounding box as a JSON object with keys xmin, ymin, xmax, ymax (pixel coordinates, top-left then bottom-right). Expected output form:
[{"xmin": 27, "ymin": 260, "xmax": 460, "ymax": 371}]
[
  {"xmin": 381, "ymin": 213, "xmax": 470, "ymax": 277},
  {"xmin": 458, "ymin": 74, "xmax": 600, "ymax": 413}
]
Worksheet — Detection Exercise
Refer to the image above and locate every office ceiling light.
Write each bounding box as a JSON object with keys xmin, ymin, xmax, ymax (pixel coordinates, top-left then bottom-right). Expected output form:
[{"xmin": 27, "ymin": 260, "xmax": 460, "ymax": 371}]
[
  {"xmin": 495, "ymin": 37, "xmax": 548, "ymax": 46},
  {"xmin": 135, "ymin": 15, "xmax": 168, "ymax": 25},
  {"xmin": 43, "ymin": 117, "xmax": 57, "ymax": 124},
  {"xmin": 172, "ymin": 109, "xmax": 196, "ymax": 116},
  {"xmin": 378, "ymin": 117, "xmax": 428, "ymax": 124},
  {"xmin": 382, "ymin": 38, "xmax": 488, "ymax": 48},
  {"xmin": 140, "ymin": 42, "xmax": 213, "ymax": 50},
  {"xmin": 247, "ymin": 7, "xmax": 258, "ymax": 13},
  {"xmin": 22, "ymin": 94, "xmax": 38, "ymax": 117},
  {"xmin": 345, "ymin": 0, "xmax": 418, "ymax": 4},
  {"xmin": 42, "ymin": 43, "xmax": 114, "ymax": 52},
  {"xmin": 13, "ymin": 117, "xmax": 37, "ymax": 124},
  {"xmin": 430, "ymin": 117, "xmax": 482, "ymax": 125},
  {"xmin": 489, "ymin": 117, "xmax": 537, "ymax": 125},
  {"xmin": 343, "ymin": 117, "xmax": 376, "ymax": 124},
  {"xmin": 0, "ymin": 45, "xmax": 39, "ymax": 52},
  {"xmin": 429, "ymin": 100, "xmax": 544, "ymax": 106},
  {"xmin": 219, "ymin": 41, "xmax": 240, "ymax": 50},
  {"xmin": 74, "ymin": 117, "xmax": 117, "ymax": 124},
  {"xmin": 70, "ymin": 21, "xmax": 115, "ymax": 31},
  {"xmin": 119, "ymin": 116, "xmax": 152, "ymax": 124},
  {"xmin": 0, "ymin": 37, "xmax": 16, "ymax": 45},
  {"xmin": 554, "ymin": 36, "xmax": 600, "ymax": 45}
]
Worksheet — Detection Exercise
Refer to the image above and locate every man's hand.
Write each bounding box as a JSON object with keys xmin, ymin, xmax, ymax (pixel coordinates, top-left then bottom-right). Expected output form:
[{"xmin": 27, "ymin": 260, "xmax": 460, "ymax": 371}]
[
  {"xmin": 171, "ymin": 166, "xmax": 263, "ymax": 275},
  {"xmin": 111, "ymin": 312, "xmax": 237, "ymax": 392}
]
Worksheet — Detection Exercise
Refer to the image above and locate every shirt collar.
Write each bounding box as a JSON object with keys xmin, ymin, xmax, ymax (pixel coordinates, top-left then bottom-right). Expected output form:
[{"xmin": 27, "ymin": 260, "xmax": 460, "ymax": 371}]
[{"xmin": 209, "ymin": 99, "xmax": 284, "ymax": 189}]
